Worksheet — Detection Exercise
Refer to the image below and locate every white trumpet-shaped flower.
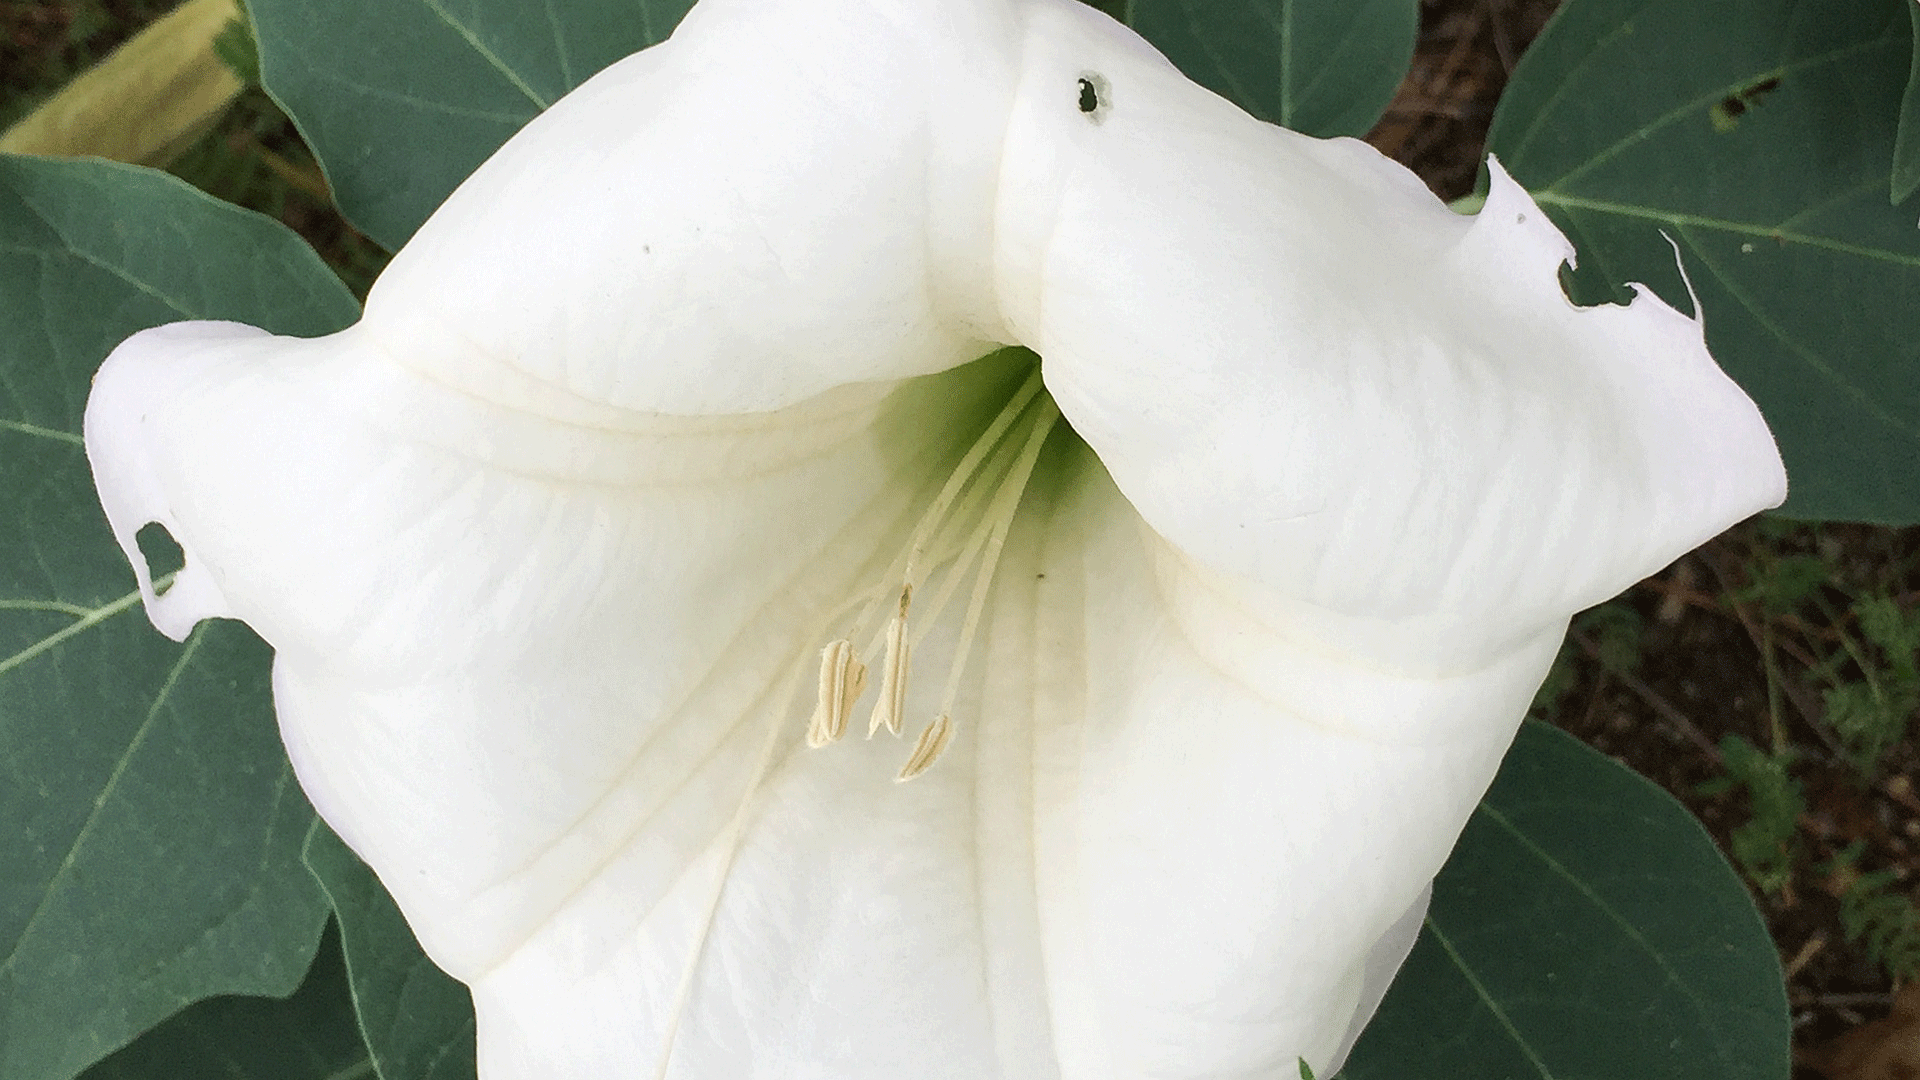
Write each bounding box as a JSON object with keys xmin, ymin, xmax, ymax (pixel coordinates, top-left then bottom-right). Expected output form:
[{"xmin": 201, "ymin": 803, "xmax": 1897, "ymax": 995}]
[{"xmin": 83, "ymin": 0, "xmax": 1785, "ymax": 1075}]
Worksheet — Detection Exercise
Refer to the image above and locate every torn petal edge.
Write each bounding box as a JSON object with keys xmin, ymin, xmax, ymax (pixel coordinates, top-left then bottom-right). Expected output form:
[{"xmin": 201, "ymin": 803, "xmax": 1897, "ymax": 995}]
[{"xmin": 84, "ymin": 320, "xmax": 247, "ymax": 641}]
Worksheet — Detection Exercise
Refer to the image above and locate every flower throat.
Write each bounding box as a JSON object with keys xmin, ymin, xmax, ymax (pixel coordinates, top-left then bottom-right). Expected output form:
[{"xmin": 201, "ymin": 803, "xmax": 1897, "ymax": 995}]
[{"xmin": 804, "ymin": 366, "xmax": 1060, "ymax": 781}]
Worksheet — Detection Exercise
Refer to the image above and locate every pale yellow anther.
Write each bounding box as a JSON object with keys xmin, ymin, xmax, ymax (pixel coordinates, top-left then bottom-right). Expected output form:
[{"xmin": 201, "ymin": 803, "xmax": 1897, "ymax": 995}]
[
  {"xmin": 806, "ymin": 638, "xmax": 867, "ymax": 747},
  {"xmin": 802, "ymin": 370, "xmax": 1061, "ymax": 777},
  {"xmin": 867, "ymin": 587, "xmax": 912, "ymax": 737},
  {"xmin": 896, "ymin": 714, "xmax": 954, "ymax": 782}
]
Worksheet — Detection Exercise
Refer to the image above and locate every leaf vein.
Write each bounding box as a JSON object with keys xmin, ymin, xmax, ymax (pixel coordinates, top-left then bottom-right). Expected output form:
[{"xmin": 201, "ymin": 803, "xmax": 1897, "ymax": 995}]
[
  {"xmin": 543, "ymin": 0, "xmax": 576, "ymax": 88},
  {"xmin": 12, "ymin": 186, "xmax": 206, "ymax": 317},
  {"xmin": 1480, "ymin": 801, "xmax": 1736, "ymax": 1071},
  {"xmin": 1174, "ymin": 0, "xmax": 1262, "ymax": 121},
  {"xmin": 1538, "ymin": 192, "xmax": 1920, "ymax": 269},
  {"xmin": 1425, "ymin": 916, "xmax": 1559, "ymax": 1079},
  {"xmin": 0, "ymin": 581, "xmax": 155, "ymax": 678},
  {"xmin": 1544, "ymin": 26, "xmax": 1896, "ymax": 193},
  {"xmin": 415, "ymin": 0, "xmax": 552, "ymax": 109},
  {"xmin": 308, "ymin": 65, "xmax": 534, "ymax": 124},
  {"xmin": 0, "ymin": 418, "xmax": 83, "ymax": 446},
  {"xmin": 1673, "ymin": 224, "xmax": 1920, "ymax": 443},
  {"xmin": 0, "ymin": 624, "xmax": 203, "ymax": 979}
]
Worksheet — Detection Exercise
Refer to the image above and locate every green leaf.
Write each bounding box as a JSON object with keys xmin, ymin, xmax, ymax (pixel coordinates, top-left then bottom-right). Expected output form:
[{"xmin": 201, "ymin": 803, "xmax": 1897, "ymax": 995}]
[
  {"xmin": 0, "ymin": 154, "xmax": 357, "ymax": 1079},
  {"xmin": 77, "ymin": 925, "xmax": 375, "ymax": 1080},
  {"xmin": 305, "ymin": 826, "xmax": 476, "ymax": 1080},
  {"xmin": 1487, "ymin": 0, "xmax": 1920, "ymax": 524},
  {"xmin": 1339, "ymin": 722, "xmax": 1788, "ymax": 1080},
  {"xmin": 1126, "ymin": 0, "xmax": 1417, "ymax": 137},
  {"xmin": 1892, "ymin": 0, "xmax": 1920, "ymax": 203},
  {"xmin": 250, "ymin": 0, "xmax": 694, "ymax": 249}
]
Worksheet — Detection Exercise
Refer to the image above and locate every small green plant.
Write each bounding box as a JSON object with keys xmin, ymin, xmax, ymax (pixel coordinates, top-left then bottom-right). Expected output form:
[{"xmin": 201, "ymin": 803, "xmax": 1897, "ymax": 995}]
[
  {"xmin": 1735, "ymin": 552, "xmax": 1831, "ymax": 615},
  {"xmin": 1824, "ymin": 842, "xmax": 1920, "ymax": 981},
  {"xmin": 1820, "ymin": 595, "xmax": 1919, "ymax": 776},
  {"xmin": 1529, "ymin": 642, "xmax": 1579, "ymax": 717},
  {"xmin": 1579, "ymin": 601, "xmax": 1645, "ymax": 677},
  {"xmin": 1700, "ymin": 735, "xmax": 1805, "ymax": 896},
  {"xmin": 1531, "ymin": 601, "xmax": 1643, "ymax": 718}
]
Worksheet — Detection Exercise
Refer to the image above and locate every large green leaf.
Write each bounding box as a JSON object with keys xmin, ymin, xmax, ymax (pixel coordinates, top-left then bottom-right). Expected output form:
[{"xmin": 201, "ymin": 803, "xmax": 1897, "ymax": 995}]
[
  {"xmin": 305, "ymin": 826, "xmax": 476, "ymax": 1080},
  {"xmin": 1894, "ymin": 0, "xmax": 1920, "ymax": 203},
  {"xmin": 77, "ymin": 926, "xmax": 373, "ymax": 1080},
  {"xmin": 1127, "ymin": 0, "xmax": 1417, "ymax": 138},
  {"xmin": 0, "ymin": 154, "xmax": 357, "ymax": 1079},
  {"xmin": 250, "ymin": 0, "xmax": 694, "ymax": 250},
  {"xmin": 1339, "ymin": 721, "xmax": 1788, "ymax": 1080},
  {"xmin": 1487, "ymin": 0, "xmax": 1920, "ymax": 525}
]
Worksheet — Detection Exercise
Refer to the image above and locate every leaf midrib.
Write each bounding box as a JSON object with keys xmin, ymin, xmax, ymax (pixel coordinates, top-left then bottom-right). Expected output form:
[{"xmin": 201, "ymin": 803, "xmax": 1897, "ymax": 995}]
[
  {"xmin": 1535, "ymin": 189, "xmax": 1920, "ymax": 269},
  {"xmin": 0, "ymin": 582, "xmax": 155, "ymax": 678},
  {"xmin": 0, "ymin": 623, "xmax": 203, "ymax": 978},
  {"xmin": 1533, "ymin": 26, "xmax": 1900, "ymax": 195},
  {"xmin": 416, "ymin": 0, "xmax": 552, "ymax": 109},
  {"xmin": 0, "ymin": 419, "xmax": 82, "ymax": 446}
]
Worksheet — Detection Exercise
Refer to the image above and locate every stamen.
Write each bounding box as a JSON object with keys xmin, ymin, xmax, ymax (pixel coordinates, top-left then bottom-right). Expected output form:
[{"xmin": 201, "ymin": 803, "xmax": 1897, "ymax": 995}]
[
  {"xmin": 897, "ymin": 368, "xmax": 1046, "ymax": 584},
  {"xmin": 867, "ymin": 586, "xmax": 912, "ymax": 737},
  {"xmin": 896, "ymin": 713, "xmax": 954, "ymax": 782},
  {"xmin": 804, "ymin": 363, "xmax": 1063, "ymax": 781},
  {"xmin": 838, "ymin": 368, "xmax": 1049, "ymax": 655},
  {"xmin": 930, "ymin": 395, "xmax": 1059, "ymax": 723},
  {"xmin": 806, "ymin": 639, "xmax": 867, "ymax": 747},
  {"xmin": 893, "ymin": 396, "xmax": 1061, "ymax": 779},
  {"xmin": 902, "ymin": 391, "xmax": 1056, "ymax": 641}
]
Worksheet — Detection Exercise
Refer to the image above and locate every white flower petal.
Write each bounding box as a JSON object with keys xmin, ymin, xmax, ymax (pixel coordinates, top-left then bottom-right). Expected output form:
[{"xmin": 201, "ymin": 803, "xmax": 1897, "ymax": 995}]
[
  {"xmin": 449, "ymin": 444, "xmax": 1516, "ymax": 1080},
  {"xmin": 996, "ymin": 0, "xmax": 1784, "ymax": 675},
  {"xmin": 360, "ymin": 0, "xmax": 1025, "ymax": 416},
  {"xmin": 82, "ymin": 0, "xmax": 1788, "ymax": 1076},
  {"xmin": 87, "ymin": 330, "xmax": 1038, "ymax": 980}
]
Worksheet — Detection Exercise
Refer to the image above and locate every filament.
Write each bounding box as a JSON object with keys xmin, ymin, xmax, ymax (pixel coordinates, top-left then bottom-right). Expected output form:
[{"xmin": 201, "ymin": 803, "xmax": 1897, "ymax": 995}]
[{"xmin": 804, "ymin": 366, "xmax": 1062, "ymax": 780}]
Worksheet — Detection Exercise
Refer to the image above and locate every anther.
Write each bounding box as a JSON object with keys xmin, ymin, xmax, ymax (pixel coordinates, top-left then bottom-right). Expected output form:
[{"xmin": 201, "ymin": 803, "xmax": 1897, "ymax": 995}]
[
  {"xmin": 896, "ymin": 714, "xmax": 954, "ymax": 782},
  {"xmin": 867, "ymin": 586, "xmax": 912, "ymax": 737},
  {"xmin": 806, "ymin": 639, "xmax": 867, "ymax": 747}
]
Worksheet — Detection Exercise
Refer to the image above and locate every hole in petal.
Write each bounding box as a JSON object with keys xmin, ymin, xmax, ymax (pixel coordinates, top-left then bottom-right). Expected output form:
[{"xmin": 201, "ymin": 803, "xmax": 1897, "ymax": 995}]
[
  {"xmin": 1077, "ymin": 71, "xmax": 1110, "ymax": 123},
  {"xmin": 135, "ymin": 521, "xmax": 184, "ymax": 595}
]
